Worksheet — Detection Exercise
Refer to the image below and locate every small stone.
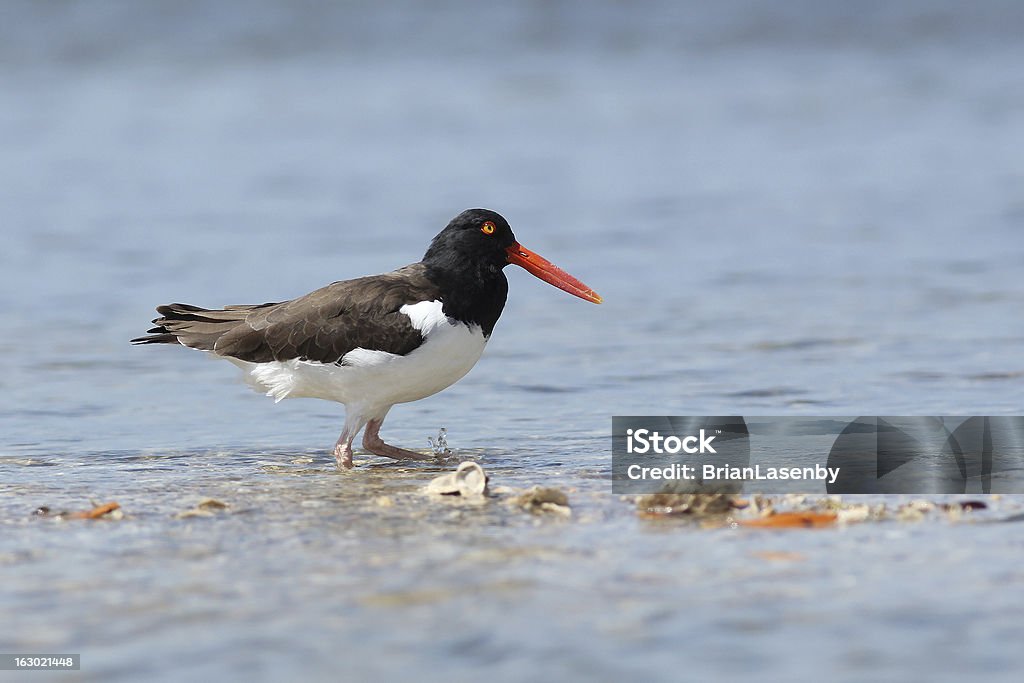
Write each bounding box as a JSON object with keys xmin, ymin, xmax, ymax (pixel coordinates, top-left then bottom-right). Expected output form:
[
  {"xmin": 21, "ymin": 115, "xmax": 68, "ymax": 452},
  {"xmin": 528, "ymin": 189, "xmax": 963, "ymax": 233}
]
[
  {"xmin": 636, "ymin": 492, "xmax": 737, "ymax": 518},
  {"xmin": 176, "ymin": 498, "xmax": 229, "ymax": 519},
  {"xmin": 175, "ymin": 509, "xmax": 215, "ymax": 519},
  {"xmin": 836, "ymin": 505, "xmax": 871, "ymax": 524},
  {"xmin": 514, "ymin": 487, "xmax": 571, "ymax": 516},
  {"xmin": 896, "ymin": 500, "xmax": 934, "ymax": 522}
]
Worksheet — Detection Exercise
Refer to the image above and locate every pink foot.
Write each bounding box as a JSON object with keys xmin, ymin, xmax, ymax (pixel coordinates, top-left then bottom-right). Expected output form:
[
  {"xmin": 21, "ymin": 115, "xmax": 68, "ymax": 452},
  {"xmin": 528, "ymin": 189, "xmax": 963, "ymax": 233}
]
[
  {"xmin": 333, "ymin": 440, "xmax": 354, "ymax": 469},
  {"xmin": 362, "ymin": 418, "xmax": 430, "ymax": 461}
]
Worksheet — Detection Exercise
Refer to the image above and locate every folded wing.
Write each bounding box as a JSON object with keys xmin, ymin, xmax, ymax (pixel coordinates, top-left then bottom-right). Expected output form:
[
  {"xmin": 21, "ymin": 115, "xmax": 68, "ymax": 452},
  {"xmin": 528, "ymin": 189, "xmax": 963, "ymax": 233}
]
[{"xmin": 131, "ymin": 264, "xmax": 440, "ymax": 364}]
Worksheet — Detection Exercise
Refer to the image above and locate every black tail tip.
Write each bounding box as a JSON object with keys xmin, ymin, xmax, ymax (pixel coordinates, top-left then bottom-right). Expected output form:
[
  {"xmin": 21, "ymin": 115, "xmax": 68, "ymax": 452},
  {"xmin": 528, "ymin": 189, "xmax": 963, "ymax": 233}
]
[{"xmin": 130, "ymin": 333, "xmax": 178, "ymax": 345}]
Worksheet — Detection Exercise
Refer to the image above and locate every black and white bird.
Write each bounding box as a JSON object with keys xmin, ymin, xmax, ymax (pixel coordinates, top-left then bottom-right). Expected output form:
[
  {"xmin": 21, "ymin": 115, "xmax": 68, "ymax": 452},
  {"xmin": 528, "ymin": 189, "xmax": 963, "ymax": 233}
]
[{"xmin": 132, "ymin": 209, "xmax": 601, "ymax": 468}]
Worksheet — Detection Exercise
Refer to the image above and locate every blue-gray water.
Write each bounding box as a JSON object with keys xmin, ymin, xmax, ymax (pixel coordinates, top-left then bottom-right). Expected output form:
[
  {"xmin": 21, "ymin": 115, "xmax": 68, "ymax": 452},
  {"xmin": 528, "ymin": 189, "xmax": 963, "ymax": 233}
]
[{"xmin": 2, "ymin": 2, "xmax": 1023, "ymax": 680}]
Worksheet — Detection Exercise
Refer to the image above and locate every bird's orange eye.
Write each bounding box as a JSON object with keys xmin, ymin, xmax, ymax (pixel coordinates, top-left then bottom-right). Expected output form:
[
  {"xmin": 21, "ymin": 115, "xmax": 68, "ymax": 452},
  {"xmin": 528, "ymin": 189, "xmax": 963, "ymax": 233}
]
[{"xmin": 481, "ymin": 222, "xmax": 496, "ymax": 235}]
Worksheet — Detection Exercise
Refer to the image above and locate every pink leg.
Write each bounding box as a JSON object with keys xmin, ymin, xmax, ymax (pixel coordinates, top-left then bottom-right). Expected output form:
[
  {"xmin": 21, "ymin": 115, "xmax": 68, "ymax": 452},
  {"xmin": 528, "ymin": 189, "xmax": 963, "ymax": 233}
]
[
  {"xmin": 362, "ymin": 416, "xmax": 429, "ymax": 461},
  {"xmin": 333, "ymin": 433, "xmax": 355, "ymax": 469},
  {"xmin": 333, "ymin": 413, "xmax": 368, "ymax": 469}
]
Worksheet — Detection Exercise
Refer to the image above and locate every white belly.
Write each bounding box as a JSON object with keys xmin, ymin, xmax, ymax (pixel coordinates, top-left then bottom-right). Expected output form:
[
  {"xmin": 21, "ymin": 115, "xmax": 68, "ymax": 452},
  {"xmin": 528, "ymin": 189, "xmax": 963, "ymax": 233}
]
[{"xmin": 227, "ymin": 301, "xmax": 487, "ymax": 414}]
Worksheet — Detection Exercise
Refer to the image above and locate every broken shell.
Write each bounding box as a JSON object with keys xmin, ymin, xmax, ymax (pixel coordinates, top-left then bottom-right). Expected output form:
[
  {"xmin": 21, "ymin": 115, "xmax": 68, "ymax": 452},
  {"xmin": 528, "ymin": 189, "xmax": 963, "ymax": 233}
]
[
  {"xmin": 68, "ymin": 502, "xmax": 121, "ymax": 520},
  {"xmin": 425, "ymin": 461, "xmax": 488, "ymax": 497},
  {"xmin": 740, "ymin": 512, "xmax": 837, "ymax": 528}
]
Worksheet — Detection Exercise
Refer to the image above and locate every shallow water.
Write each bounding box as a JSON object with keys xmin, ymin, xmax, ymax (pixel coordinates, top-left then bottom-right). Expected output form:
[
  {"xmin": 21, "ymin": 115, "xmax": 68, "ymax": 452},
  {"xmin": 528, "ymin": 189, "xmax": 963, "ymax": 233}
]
[{"xmin": 2, "ymin": 1, "xmax": 1024, "ymax": 680}]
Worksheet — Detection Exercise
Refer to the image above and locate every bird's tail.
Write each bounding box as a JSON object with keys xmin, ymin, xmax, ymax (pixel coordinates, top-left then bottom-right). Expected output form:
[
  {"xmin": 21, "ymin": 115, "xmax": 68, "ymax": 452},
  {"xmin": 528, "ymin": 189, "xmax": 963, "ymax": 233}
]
[{"xmin": 130, "ymin": 302, "xmax": 272, "ymax": 351}]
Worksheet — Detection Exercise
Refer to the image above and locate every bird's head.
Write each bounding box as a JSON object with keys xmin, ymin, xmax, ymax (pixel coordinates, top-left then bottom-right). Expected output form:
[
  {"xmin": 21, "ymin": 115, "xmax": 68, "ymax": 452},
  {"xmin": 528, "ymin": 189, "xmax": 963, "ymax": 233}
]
[{"xmin": 423, "ymin": 208, "xmax": 602, "ymax": 304}]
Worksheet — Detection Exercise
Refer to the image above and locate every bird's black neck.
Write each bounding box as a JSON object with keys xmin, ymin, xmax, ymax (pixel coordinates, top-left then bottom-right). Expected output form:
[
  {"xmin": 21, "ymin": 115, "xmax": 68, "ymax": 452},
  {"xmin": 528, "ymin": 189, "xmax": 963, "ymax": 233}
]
[{"xmin": 421, "ymin": 258, "xmax": 508, "ymax": 337}]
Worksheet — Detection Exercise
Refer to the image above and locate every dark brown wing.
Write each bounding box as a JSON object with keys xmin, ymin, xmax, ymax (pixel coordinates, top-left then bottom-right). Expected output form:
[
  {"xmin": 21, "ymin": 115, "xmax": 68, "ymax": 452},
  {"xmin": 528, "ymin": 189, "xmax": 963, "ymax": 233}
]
[{"xmin": 131, "ymin": 264, "xmax": 441, "ymax": 364}]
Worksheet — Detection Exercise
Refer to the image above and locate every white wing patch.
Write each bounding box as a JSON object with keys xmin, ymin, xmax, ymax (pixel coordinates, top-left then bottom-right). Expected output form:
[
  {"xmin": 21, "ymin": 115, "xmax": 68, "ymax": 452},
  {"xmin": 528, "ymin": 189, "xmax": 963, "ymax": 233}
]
[{"xmin": 399, "ymin": 300, "xmax": 451, "ymax": 334}]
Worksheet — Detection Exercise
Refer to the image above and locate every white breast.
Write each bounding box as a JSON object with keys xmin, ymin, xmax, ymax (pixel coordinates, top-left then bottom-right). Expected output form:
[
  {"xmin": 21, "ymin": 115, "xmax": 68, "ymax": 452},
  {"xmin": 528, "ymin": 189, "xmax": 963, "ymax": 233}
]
[{"xmin": 228, "ymin": 300, "xmax": 487, "ymax": 414}]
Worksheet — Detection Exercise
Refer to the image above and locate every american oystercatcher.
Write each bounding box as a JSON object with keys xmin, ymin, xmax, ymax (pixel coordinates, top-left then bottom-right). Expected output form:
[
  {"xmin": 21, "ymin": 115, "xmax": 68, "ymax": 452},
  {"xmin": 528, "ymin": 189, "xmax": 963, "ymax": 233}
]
[{"xmin": 132, "ymin": 209, "xmax": 601, "ymax": 468}]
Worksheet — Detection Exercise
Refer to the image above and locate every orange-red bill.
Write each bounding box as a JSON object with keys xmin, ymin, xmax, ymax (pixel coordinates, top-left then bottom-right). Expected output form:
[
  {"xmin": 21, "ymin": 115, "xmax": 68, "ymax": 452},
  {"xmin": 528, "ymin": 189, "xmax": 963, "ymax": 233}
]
[{"xmin": 505, "ymin": 244, "xmax": 602, "ymax": 304}]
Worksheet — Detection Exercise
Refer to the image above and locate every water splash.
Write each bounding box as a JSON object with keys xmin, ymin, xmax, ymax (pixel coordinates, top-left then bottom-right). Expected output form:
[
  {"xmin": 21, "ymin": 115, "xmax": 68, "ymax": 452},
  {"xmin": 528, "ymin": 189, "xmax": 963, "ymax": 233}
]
[{"xmin": 427, "ymin": 428, "xmax": 451, "ymax": 456}]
